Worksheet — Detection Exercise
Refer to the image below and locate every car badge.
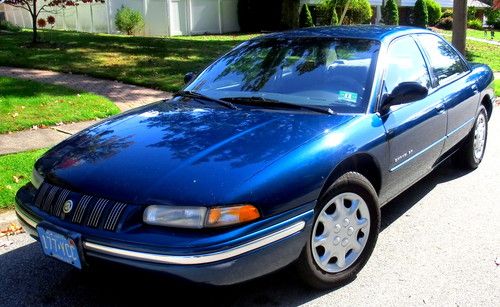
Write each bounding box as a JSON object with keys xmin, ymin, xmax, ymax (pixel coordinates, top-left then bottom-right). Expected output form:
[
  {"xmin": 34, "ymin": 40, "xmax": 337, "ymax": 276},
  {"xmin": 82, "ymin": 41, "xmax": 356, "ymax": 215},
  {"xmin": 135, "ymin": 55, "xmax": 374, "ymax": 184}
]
[{"xmin": 63, "ymin": 200, "xmax": 74, "ymax": 214}]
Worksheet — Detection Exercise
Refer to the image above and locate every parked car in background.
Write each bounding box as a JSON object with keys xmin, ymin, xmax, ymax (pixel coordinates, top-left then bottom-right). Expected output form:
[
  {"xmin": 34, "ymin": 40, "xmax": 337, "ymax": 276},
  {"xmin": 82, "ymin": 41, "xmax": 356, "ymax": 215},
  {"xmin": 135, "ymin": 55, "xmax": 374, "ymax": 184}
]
[{"xmin": 16, "ymin": 26, "xmax": 495, "ymax": 289}]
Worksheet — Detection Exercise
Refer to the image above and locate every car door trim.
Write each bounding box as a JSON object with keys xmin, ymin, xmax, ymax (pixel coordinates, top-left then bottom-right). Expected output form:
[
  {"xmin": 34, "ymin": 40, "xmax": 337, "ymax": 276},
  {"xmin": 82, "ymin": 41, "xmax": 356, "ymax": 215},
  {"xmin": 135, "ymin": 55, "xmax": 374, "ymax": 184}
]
[{"xmin": 390, "ymin": 117, "xmax": 474, "ymax": 172}]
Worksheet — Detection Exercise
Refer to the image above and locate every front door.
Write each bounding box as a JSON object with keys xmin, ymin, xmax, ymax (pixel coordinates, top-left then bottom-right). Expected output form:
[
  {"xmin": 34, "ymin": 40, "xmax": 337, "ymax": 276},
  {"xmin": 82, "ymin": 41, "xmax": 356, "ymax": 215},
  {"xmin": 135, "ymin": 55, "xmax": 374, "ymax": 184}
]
[
  {"xmin": 416, "ymin": 34, "xmax": 480, "ymax": 153},
  {"xmin": 380, "ymin": 36, "xmax": 447, "ymax": 202}
]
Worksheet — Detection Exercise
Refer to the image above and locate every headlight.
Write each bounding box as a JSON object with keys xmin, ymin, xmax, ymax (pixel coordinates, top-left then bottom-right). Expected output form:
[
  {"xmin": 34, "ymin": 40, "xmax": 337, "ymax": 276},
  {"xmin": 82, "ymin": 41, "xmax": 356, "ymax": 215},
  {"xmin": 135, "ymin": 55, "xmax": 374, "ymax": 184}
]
[
  {"xmin": 31, "ymin": 168, "xmax": 44, "ymax": 189},
  {"xmin": 143, "ymin": 204, "xmax": 260, "ymax": 229}
]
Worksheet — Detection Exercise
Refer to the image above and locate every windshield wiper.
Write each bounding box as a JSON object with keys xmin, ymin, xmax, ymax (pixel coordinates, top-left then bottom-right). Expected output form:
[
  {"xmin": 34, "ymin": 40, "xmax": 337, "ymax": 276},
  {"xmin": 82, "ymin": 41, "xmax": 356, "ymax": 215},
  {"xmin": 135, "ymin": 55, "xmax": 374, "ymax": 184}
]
[
  {"xmin": 221, "ymin": 96, "xmax": 334, "ymax": 115},
  {"xmin": 174, "ymin": 90, "xmax": 237, "ymax": 110}
]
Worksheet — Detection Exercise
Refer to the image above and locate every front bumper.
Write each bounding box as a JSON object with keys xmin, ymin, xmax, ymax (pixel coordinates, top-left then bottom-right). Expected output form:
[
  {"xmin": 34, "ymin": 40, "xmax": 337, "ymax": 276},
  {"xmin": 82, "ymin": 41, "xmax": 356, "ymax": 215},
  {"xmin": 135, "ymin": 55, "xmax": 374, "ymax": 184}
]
[{"xmin": 16, "ymin": 186, "xmax": 314, "ymax": 285}]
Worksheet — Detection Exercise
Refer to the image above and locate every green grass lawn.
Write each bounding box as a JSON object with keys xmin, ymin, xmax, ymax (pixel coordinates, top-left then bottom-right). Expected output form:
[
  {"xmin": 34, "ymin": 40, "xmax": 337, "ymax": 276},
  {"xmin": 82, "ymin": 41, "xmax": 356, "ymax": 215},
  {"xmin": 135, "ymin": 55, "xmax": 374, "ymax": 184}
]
[
  {"xmin": 465, "ymin": 40, "xmax": 500, "ymax": 72},
  {"xmin": 436, "ymin": 28, "xmax": 500, "ymax": 43},
  {"xmin": 0, "ymin": 148, "xmax": 46, "ymax": 210},
  {"xmin": 439, "ymin": 32, "xmax": 500, "ymax": 72},
  {"xmin": 0, "ymin": 76, "xmax": 119, "ymax": 133},
  {"xmin": 495, "ymin": 80, "xmax": 500, "ymax": 97},
  {"xmin": 0, "ymin": 30, "xmax": 258, "ymax": 92}
]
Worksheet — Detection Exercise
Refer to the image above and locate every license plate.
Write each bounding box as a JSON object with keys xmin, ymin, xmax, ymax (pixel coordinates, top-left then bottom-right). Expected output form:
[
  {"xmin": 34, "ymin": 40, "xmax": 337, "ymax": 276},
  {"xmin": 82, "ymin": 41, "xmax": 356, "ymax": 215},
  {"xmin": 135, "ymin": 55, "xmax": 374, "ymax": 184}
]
[{"xmin": 37, "ymin": 225, "xmax": 82, "ymax": 269}]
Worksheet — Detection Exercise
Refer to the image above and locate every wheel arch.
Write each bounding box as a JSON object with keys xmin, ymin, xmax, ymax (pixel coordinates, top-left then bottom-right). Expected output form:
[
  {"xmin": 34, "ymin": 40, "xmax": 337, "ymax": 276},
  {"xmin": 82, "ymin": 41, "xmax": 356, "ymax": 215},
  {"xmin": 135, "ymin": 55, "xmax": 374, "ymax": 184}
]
[
  {"xmin": 480, "ymin": 94, "xmax": 493, "ymax": 120},
  {"xmin": 319, "ymin": 153, "xmax": 382, "ymax": 200}
]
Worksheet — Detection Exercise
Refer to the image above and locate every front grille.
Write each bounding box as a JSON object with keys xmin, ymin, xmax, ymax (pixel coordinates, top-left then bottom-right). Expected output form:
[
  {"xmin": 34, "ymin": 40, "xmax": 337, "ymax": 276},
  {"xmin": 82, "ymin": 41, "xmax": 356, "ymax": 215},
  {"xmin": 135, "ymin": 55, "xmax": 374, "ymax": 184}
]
[{"xmin": 34, "ymin": 182, "xmax": 130, "ymax": 232}]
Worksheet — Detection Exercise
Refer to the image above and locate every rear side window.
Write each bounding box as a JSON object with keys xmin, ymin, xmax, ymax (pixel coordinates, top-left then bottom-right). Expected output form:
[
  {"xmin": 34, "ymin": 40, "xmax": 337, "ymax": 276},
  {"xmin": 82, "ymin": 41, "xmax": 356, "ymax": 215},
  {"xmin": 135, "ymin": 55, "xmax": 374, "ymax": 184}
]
[
  {"xmin": 384, "ymin": 36, "xmax": 431, "ymax": 94},
  {"xmin": 416, "ymin": 34, "xmax": 468, "ymax": 83}
]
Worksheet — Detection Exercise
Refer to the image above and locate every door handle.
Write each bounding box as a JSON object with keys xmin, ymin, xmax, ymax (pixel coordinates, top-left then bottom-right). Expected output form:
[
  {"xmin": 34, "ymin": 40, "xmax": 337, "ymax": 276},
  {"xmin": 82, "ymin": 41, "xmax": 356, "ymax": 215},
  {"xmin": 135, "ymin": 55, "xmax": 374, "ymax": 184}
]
[
  {"xmin": 471, "ymin": 84, "xmax": 479, "ymax": 94},
  {"xmin": 435, "ymin": 103, "xmax": 446, "ymax": 113}
]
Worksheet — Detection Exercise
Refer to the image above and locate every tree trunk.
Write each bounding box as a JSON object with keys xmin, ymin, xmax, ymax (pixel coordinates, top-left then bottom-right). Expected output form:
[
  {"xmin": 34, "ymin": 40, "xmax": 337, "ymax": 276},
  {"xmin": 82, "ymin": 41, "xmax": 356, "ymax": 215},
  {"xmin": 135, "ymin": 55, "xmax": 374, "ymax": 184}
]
[
  {"xmin": 32, "ymin": 0, "xmax": 38, "ymax": 43},
  {"xmin": 32, "ymin": 14, "xmax": 37, "ymax": 43},
  {"xmin": 339, "ymin": 0, "xmax": 352, "ymax": 25},
  {"xmin": 452, "ymin": 0, "xmax": 467, "ymax": 55}
]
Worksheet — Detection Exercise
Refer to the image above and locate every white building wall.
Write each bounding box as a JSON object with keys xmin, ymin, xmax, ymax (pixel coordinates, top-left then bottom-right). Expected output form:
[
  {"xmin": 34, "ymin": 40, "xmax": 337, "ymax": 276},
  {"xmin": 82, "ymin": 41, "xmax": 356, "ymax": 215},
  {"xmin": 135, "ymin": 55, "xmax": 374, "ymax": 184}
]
[{"xmin": 3, "ymin": 0, "xmax": 239, "ymax": 36}]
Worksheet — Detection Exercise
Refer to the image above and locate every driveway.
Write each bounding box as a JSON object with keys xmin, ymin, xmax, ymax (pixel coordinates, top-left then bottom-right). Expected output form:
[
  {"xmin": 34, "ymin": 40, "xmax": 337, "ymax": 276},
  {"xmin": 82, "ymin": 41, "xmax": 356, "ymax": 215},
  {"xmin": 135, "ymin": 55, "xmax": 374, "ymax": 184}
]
[{"xmin": 1, "ymin": 109, "xmax": 499, "ymax": 306}]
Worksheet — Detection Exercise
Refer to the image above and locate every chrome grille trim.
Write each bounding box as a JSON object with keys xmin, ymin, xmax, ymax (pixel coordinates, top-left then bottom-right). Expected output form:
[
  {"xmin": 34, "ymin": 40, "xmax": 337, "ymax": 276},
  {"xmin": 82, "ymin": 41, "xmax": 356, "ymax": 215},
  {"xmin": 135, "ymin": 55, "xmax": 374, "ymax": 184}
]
[
  {"xmin": 34, "ymin": 182, "xmax": 130, "ymax": 232},
  {"xmin": 104, "ymin": 202, "xmax": 126, "ymax": 231},
  {"xmin": 73, "ymin": 195, "xmax": 91, "ymax": 224},
  {"xmin": 87, "ymin": 199, "xmax": 108, "ymax": 228},
  {"xmin": 43, "ymin": 186, "xmax": 59, "ymax": 211},
  {"xmin": 54, "ymin": 189, "xmax": 70, "ymax": 217},
  {"xmin": 35, "ymin": 184, "xmax": 49, "ymax": 207}
]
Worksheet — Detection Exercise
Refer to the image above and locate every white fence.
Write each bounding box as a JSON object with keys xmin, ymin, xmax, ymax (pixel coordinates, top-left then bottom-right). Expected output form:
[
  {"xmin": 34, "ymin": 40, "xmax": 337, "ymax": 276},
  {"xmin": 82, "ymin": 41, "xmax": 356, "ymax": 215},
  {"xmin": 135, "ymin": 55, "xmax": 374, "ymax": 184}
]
[{"xmin": 3, "ymin": 0, "xmax": 240, "ymax": 36}]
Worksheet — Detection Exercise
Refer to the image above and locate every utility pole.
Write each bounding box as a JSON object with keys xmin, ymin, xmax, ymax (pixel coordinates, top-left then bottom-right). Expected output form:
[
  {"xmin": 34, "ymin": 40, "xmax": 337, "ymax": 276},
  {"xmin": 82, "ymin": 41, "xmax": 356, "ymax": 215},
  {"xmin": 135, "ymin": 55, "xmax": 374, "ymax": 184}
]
[{"xmin": 452, "ymin": 0, "xmax": 467, "ymax": 55}]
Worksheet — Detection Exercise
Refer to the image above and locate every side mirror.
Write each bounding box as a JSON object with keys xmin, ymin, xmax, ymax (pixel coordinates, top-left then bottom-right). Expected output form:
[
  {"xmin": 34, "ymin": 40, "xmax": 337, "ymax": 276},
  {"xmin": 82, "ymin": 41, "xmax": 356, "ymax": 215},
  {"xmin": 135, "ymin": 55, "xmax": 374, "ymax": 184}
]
[
  {"xmin": 381, "ymin": 82, "xmax": 428, "ymax": 112},
  {"xmin": 184, "ymin": 72, "xmax": 196, "ymax": 85}
]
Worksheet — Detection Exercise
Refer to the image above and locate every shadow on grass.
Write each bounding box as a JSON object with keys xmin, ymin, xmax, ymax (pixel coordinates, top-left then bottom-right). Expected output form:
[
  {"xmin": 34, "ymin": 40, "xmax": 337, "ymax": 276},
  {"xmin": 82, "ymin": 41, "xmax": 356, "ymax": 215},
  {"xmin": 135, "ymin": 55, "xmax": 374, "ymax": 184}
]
[{"xmin": 0, "ymin": 30, "xmax": 256, "ymax": 92}]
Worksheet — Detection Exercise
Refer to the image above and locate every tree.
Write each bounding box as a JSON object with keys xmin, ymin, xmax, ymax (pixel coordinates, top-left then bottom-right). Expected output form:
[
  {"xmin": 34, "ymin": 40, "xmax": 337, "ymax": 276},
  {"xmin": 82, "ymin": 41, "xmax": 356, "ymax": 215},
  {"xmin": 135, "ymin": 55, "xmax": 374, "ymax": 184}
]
[
  {"xmin": 4, "ymin": 0, "xmax": 104, "ymax": 43},
  {"xmin": 414, "ymin": 0, "xmax": 429, "ymax": 28},
  {"xmin": 299, "ymin": 4, "xmax": 314, "ymax": 27},
  {"xmin": 452, "ymin": 0, "xmax": 467, "ymax": 55},
  {"xmin": 425, "ymin": 0, "xmax": 442, "ymax": 25},
  {"xmin": 331, "ymin": 4, "xmax": 339, "ymax": 25},
  {"xmin": 383, "ymin": 0, "xmax": 399, "ymax": 25},
  {"xmin": 114, "ymin": 6, "xmax": 144, "ymax": 35},
  {"xmin": 319, "ymin": 0, "xmax": 371, "ymax": 25}
]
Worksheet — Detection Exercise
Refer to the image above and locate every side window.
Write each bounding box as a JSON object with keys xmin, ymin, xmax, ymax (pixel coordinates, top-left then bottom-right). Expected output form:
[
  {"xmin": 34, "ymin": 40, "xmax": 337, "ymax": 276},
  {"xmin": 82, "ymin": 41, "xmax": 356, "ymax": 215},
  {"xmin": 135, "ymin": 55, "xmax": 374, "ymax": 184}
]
[
  {"xmin": 416, "ymin": 34, "xmax": 468, "ymax": 83},
  {"xmin": 385, "ymin": 36, "xmax": 431, "ymax": 94}
]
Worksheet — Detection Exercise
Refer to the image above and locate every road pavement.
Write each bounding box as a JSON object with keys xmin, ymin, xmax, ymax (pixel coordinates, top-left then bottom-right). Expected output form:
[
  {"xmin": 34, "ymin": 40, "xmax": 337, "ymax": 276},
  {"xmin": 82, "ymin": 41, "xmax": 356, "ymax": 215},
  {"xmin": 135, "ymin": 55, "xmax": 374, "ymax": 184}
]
[{"xmin": 1, "ymin": 109, "xmax": 499, "ymax": 307}]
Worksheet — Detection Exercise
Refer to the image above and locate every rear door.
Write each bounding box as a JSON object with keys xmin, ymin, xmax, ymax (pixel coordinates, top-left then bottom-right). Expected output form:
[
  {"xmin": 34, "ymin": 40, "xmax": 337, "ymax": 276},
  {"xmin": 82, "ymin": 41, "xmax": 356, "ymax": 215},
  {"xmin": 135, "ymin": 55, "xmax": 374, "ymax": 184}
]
[
  {"xmin": 415, "ymin": 34, "xmax": 479, "ymax": 153},
  {"xmin": 380, "ymin": 35, "xmax": 447, "ymax": 201}
]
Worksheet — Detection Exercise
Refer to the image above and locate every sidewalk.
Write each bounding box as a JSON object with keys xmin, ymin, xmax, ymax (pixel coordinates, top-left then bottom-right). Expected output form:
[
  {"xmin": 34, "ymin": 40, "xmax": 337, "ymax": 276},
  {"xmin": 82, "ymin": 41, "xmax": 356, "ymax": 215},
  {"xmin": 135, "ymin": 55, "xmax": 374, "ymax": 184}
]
[
  {"xmin": 0, "ymin": 67, "xmax": 172, "ymax": 112},
  {"xmin": 0, "ymin": 67, "xmax": 173, "ymax": 155}
]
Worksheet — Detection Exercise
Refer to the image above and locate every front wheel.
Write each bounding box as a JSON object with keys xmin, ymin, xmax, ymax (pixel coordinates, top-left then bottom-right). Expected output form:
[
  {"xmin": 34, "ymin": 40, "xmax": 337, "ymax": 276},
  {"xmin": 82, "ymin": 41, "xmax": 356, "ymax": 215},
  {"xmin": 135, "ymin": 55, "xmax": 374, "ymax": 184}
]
[{"xmin": 296, "ymin": 172, "xmax": 380, "ymax": 289}]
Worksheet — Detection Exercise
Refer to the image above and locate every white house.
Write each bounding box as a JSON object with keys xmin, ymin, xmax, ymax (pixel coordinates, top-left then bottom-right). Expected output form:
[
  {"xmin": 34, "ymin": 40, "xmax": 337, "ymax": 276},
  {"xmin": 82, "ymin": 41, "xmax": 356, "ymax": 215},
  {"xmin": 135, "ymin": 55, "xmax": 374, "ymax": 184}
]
[{"xmin": 3, "ymin": 0, "xmax": 240, "ymax": 36}]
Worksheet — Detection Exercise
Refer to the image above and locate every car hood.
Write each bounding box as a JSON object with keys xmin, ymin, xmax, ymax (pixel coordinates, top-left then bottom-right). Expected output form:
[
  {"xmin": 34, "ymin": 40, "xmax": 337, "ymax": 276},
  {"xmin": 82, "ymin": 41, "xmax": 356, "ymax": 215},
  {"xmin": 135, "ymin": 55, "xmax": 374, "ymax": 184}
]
[{"xmin": 36, "ymin": 100, "xmax": 356, "ymax": 205}]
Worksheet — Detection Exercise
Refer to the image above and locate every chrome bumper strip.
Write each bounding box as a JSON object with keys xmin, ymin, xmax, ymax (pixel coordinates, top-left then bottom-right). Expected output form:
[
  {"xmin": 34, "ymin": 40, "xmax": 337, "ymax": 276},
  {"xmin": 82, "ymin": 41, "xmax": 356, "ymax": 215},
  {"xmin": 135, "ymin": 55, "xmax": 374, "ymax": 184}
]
[
  {"xmin": 16, "ymin": 206, "xmax": 38, "ymax": 229},
  {"xmin": 16, "ymin": 206, "xmax": 308, "ymax": 265}
]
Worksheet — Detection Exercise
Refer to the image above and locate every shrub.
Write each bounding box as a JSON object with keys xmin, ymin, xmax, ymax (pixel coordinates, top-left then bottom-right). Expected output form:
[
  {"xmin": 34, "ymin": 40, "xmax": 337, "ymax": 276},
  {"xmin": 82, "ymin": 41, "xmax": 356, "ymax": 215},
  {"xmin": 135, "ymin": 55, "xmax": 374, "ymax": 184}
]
[
  {"xmin": 468, "ymin": 18, "xmax": 483, "ymax": 30},
  {"xmin": 281, "ymin": 0, "xmax": 300, "ymax": 29},
  {"xmin": 437, "ymin": 16, "xmax": 453, "ymax": 30},
  {"xmin": 0, "ymin": 20, "xmax": 22, "ymax": 32},
  {"xmin": 441, "ymin": 9, "xmax": 453, "ymax": 19},
  {"xmin": 424, "ymin": 0, "xmax": 442, "ymax": 26},
  {"xmin": 468, "ymin": 7, "xmax": 477, "ymax": 21},
  {"xmin": 300, "ymin": 4, "xmax": 315, "ymax": 27},
  {"xmin": 37, "ymin": 18, "xmax": 47, "ymax": 28},
  {"xmin": 237, "ymin": 0, "xmax": 283, "ymax": 31},
  {"xmin": 344, "ymin": 0, "xmax": 373, "ymax": 24},
  {"xmin": 413, "ymin": 0, "xmax": 429, "ymax": 28},
  {"xmin": 485, "ymin": 8, "xmax": 500, "ymax": 29},
  {"xmin": 114, "ymin": 6, "xmax": 145, "ymax": 35},
  {"xmin": 383, "ymin": 0, "xmax": 399, "ymax": 25}
]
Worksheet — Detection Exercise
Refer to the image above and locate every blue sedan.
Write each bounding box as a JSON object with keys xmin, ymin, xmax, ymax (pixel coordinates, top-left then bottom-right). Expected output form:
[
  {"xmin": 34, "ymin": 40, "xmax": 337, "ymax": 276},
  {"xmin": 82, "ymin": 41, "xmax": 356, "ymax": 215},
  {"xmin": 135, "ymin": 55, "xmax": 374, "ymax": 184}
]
[{"xmin": 16, "ymin": 26, "xmax": 495, "ymax": 288}]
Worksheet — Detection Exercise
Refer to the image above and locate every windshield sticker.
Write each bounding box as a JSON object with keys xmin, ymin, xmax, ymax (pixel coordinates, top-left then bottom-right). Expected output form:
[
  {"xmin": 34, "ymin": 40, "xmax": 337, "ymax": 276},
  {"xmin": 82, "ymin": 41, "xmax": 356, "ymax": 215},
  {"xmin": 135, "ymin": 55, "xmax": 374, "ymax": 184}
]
[{"xmin": 338, "ymin": 91, "xmax": 358, "ymax": 103}]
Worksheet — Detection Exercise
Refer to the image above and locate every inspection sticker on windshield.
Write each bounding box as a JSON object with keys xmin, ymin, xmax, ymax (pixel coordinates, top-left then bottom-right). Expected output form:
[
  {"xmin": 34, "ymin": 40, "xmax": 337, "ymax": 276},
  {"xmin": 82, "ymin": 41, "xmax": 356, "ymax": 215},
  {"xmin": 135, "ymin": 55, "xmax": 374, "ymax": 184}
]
[{"xmin": 338, "ymin": 91, "xmax": 358, "ymax": 103}]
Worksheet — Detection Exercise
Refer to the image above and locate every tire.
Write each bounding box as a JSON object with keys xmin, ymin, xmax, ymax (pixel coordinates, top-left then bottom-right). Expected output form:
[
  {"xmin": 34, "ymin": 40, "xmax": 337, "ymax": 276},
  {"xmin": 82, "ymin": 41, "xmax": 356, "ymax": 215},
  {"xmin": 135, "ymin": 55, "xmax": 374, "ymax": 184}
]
[
  {"xmin": 456, "ymin": 105, "xmax": 488, "ymax": 170},
  {"xmin": 296, "ymin": 172, "xmax": 380, "ymax": 289}
]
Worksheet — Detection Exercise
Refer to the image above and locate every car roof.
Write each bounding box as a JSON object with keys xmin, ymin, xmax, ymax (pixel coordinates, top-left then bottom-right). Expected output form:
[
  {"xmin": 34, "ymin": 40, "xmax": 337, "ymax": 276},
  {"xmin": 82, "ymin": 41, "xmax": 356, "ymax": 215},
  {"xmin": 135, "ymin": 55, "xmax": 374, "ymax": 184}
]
[{"xmin": 257, "ymin": 25, "xmax": 434, "ymax": 43}]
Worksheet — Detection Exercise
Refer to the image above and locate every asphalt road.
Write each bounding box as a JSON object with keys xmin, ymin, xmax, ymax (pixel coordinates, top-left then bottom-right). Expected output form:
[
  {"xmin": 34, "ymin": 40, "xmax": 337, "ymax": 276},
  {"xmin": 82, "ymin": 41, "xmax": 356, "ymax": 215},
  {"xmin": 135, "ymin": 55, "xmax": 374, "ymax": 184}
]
[{"xmin": 1, "ymin": 108, "xmax": 499, "ymax": 307}]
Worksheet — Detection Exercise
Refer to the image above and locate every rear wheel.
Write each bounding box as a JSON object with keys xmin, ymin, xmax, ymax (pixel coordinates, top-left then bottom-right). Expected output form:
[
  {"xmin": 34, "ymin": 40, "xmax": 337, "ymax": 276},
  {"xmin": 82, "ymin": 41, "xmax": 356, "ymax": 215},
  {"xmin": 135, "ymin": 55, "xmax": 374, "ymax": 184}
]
[
  {"xmin": 456, "ymin": 105, "xmax": 488, "ymax": 169},
  {"xmin": 296, "ymin": 172, "xmax": 380, "ymax": 289}
]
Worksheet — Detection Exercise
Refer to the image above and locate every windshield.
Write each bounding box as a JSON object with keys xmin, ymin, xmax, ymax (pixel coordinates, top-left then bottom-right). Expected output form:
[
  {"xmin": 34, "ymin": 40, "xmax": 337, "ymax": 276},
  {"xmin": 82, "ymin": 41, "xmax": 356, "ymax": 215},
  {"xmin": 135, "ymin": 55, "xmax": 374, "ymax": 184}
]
[{"xmin": 186, "ymin": 37, "xmax": 380, "ymax": 113}]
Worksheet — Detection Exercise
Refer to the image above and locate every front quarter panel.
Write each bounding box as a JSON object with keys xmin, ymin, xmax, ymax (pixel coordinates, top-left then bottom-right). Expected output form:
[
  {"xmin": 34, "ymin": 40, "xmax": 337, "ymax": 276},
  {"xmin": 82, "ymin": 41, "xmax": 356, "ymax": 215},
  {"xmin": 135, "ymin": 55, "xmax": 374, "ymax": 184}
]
[{"xmin": 228, "ymin": 114, "xmax": 389, "ymax": 217}]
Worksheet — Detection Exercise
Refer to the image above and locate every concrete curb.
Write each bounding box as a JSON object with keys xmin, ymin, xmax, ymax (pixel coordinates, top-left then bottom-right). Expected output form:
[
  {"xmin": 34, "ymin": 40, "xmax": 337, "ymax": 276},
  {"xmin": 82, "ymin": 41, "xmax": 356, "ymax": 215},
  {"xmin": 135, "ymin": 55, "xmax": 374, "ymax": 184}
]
[{"xmin": 0, "ymin": 210, "xmax": 19, "ymax": 233}]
